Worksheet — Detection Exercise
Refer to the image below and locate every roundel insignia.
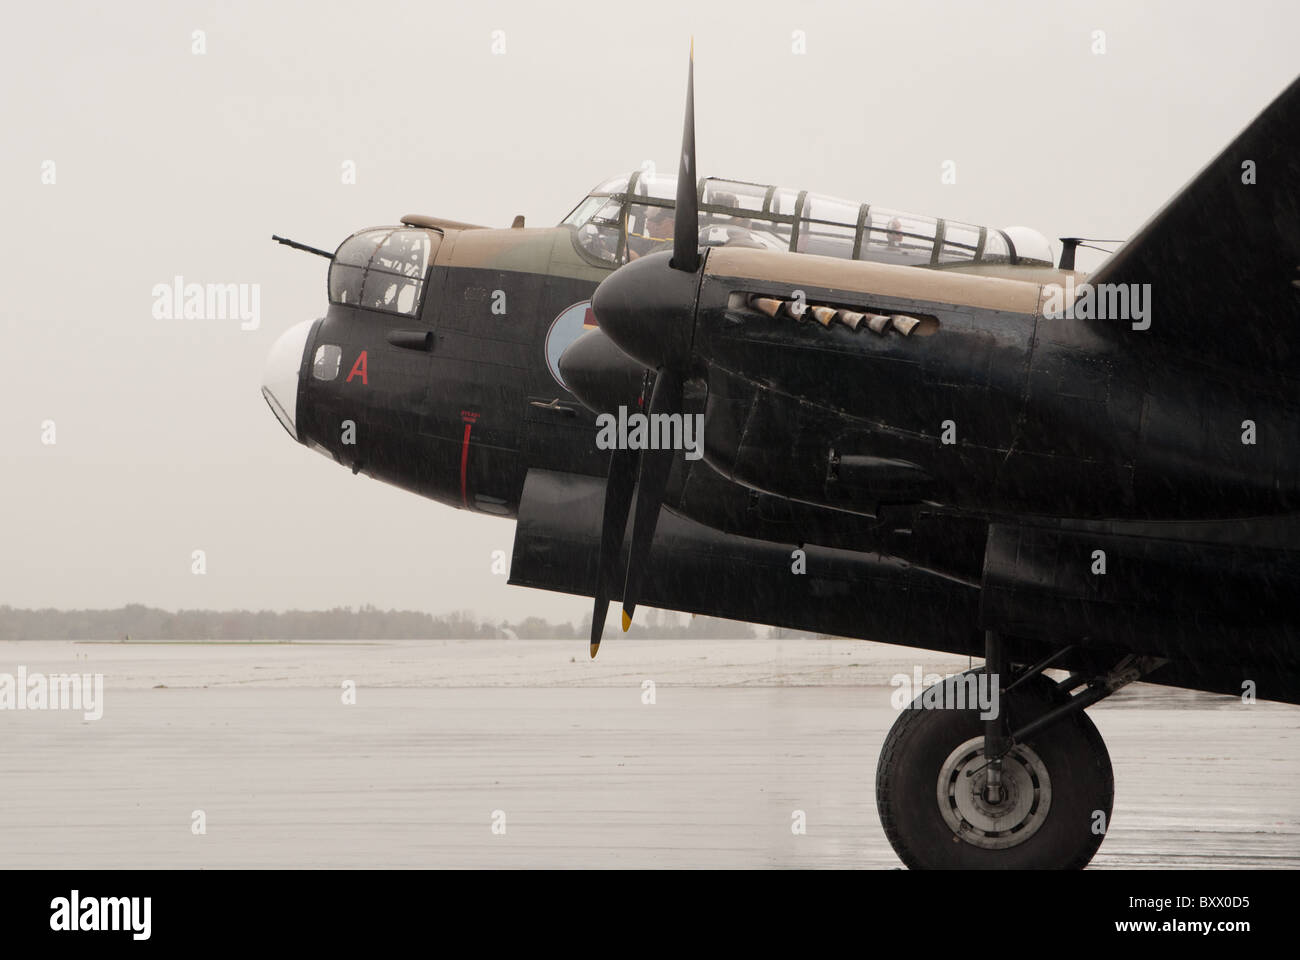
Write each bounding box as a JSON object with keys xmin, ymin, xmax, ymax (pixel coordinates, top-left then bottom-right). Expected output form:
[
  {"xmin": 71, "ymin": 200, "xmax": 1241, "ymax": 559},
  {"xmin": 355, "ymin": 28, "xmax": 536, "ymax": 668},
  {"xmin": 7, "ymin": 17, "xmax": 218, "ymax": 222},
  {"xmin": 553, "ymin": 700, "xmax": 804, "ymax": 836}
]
[{"xmin": 544, "ymin": 300, "xmax": 598, "ymax": 389}]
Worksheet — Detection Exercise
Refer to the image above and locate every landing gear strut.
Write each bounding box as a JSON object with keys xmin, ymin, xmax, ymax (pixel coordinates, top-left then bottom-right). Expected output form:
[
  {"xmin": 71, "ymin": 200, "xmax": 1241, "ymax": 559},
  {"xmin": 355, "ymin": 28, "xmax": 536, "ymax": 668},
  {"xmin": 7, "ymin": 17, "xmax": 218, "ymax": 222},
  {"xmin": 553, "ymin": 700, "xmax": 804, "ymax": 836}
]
[{"xmin": 875, "ymin": 634, "xmax": 1164, "ymax": 869}]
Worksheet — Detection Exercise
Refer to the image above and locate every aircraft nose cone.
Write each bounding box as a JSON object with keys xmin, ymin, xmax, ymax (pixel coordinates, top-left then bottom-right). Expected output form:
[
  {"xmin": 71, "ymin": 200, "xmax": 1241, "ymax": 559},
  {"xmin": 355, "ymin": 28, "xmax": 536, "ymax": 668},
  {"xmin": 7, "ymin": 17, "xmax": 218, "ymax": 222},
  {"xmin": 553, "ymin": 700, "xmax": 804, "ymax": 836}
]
[
  {"xmin": 590, "ymin": 250, "xmax": 698, "ymax": 371},
  {"xmin": 261, "ymin": 319, "xmax": 314, "ymax": 441}
]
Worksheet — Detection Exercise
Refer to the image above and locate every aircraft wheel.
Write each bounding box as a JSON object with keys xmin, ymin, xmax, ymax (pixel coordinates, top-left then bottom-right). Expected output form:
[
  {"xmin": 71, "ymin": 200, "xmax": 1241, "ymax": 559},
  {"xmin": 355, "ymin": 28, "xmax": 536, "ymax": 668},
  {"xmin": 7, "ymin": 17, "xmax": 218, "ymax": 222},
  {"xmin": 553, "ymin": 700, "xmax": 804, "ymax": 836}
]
[{"xmin": 875, "ymin": 670, "xmax": 1113, "ymax": 869}]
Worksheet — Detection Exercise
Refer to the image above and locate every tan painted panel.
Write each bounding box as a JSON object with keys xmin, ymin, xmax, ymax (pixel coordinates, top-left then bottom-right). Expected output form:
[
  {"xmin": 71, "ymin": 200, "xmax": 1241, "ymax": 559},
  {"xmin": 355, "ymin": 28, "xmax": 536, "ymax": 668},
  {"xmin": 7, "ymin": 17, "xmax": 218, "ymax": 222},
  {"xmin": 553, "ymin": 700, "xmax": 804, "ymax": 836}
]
[
  {"xmin": 706, "ymin": 247, "xmax": 1042, "ymax": 315},
  {"xmin": 434, "ymin": 226, "xmax": 558, "ymax": 273}
]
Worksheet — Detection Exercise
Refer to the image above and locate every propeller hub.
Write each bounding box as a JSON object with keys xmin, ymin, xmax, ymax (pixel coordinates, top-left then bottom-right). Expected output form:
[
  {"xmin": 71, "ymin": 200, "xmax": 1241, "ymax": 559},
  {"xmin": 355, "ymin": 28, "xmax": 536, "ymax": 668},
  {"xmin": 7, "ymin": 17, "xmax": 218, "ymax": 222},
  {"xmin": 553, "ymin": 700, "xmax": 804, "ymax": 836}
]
[{"xmin": 590, "ymin": 250, "xmax": 699, "ymax": 372}]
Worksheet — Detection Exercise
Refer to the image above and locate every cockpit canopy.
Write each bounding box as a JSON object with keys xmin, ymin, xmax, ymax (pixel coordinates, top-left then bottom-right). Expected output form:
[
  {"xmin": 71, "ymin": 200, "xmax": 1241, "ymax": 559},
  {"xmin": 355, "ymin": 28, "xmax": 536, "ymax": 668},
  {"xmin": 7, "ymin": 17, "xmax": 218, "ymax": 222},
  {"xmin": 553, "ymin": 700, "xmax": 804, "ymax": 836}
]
[
  {"xmin": 561, "ymin": 171, "xmax": 1054, "ymax": 269},
  {"xmin": 329, "ymin": 227, "xmax": 434, "ymax": 317}
]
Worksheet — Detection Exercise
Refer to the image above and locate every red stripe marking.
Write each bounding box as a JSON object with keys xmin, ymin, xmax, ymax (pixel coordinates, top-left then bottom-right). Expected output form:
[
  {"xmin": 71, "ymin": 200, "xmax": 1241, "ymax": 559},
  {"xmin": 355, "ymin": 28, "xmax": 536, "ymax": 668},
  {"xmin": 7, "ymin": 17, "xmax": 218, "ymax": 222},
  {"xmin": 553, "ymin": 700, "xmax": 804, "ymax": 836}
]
[{"xmin": 459, "ymin": 421, "xmax": 473, "ymax": 508}]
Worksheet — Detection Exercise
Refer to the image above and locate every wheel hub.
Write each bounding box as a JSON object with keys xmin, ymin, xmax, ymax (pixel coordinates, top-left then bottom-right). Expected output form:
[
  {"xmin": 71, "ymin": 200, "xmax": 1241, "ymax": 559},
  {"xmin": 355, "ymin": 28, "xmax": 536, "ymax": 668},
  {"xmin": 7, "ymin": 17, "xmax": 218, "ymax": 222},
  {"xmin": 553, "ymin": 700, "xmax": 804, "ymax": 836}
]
[{"xmin": 936, "ymin": 737, "xmax": 1052, "ymax": 850}]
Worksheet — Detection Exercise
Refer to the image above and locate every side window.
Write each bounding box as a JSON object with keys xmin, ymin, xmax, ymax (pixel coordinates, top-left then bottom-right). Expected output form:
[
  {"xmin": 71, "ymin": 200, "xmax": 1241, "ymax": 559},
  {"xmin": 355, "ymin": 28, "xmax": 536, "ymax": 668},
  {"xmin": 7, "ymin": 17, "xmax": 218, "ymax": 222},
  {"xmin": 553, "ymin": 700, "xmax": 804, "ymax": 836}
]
[
  {"xmin": 861, "ymin": 209, "xmax": 938, "ymax": 264},
  {"xmin": 329, "ymin": 265, "xmax": 364, "ymax": 304},
  {"xmin": 578, "ymin": 220, "xmax": 622, "ymax": 263},
  {"xmin": 362, "ymin": 230, "xmax": 429, "ymax": 316},
  {"xmin": 312, "ymin": 344, "xmax": 342, "ymax": 381},
  {"xmin": 329, "ymin": 228, "xmax": 385, "ymax": 305},
  {"xmin": 567, "ymin": 197, "xmax": 623, "ymax": 264},
  {"xmin": 981, "ymin": 230, "xmax": 1012, "ymax": 263},
  {"xmin": 372, "ymin": 230, "xmax": 430, "ymax": 280},
  {"xmin": 562, "ymin": 195, "xmax": 606, "ymax": 228},
  {"xmin": 938, "ymin": 222, "xmax": 983, "ymax": 264},
  {"xmin": 328, "ymin": 228, "xmax": 430, "ymax": 316},
  {"xmin": 701, "ymin": 179, "xmax": 766, "ymax": 213},
  {"xmin": 362, "ymin": 271, "xmax": 422, "ymax": 315},
  {"xmin": 798, "ymin": 195, "xmax": 857, "ymax": 259}
]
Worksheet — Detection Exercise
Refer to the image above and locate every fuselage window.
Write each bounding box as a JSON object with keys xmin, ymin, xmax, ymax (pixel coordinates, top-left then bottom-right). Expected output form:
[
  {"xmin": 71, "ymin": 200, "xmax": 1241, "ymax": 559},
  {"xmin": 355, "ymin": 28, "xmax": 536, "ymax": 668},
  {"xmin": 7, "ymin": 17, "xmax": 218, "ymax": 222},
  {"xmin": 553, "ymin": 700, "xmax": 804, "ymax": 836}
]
[
  {"xmin": 562, "ymin": 195, "xmax": 607, "ymax": 228},
  {"xmin": 331, "ymin": 228, "xmax": 385, "ymax": 303},
  {"xmin": 563, "ymin": 173, "xmax": 1058, "ymax": 274},
  {"xmin": 798, "ymin": 195, "xmax": 858, "ymax": 259},
  {"xmin": 362, "ymin": 271, "xmax": 421, "ymax": 314},
  {"xmin": 1001, "ymin": 226, "xmax": 1054, "ymax": 267},
  {"xmin": 313, "ymin": 344, "xmax": 342, "ymax": 381},
  {"xmin": 565, "ymin": 197, "xmax": 623, "ymax": 264},
  {"xmin": 373, "ymin": 230, "xmax": 430, "ymax": 279},
  {"xmin": 861, "ymin": 209, "xmax": 938, "ymax": 265},
  {"xmin": 329, "ymin": 265, "xmax": 364, "ymax": 304},
  {"xmin": 981, "ymin": 230, "xmax": 1012, "ymax": 263},
  {"xmin": 702, "ymin": 179, "xmax": 767, "ymax": 213},
  {"xmin": 938, "ymin": 221, "xmax": 983, "ymax": 264},
  {"xmin": 328, "ymin": 228, "xmax": 430, "ymax": 316}
]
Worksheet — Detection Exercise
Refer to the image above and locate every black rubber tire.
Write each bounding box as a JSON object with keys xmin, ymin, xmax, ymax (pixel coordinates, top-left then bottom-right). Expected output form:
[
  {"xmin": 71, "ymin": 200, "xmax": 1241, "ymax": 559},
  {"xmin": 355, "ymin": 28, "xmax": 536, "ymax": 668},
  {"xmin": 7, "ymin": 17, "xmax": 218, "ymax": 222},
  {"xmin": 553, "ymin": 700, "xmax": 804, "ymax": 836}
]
[{"xmin": 876, "ymin": 669, "xmax": 1113, "ymax": 869}]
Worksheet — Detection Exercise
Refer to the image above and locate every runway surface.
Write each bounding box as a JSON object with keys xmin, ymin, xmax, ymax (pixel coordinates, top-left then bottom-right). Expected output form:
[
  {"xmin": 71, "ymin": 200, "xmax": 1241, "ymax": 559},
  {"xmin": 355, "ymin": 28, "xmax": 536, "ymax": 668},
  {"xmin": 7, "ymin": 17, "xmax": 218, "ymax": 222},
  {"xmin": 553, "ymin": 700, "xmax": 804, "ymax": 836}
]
[{"xmin": 0, "ymin": 638, "xmax": 1295, "ymax": 868}]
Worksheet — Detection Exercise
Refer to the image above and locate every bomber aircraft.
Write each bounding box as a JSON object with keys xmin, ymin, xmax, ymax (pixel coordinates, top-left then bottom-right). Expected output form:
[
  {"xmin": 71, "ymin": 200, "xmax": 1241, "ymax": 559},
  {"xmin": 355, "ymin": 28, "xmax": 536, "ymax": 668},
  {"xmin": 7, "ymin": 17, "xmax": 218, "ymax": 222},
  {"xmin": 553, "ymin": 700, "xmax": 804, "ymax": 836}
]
[{"xmin": 265, "ymin": 51, "xmax": 1300, "ymax": 868}]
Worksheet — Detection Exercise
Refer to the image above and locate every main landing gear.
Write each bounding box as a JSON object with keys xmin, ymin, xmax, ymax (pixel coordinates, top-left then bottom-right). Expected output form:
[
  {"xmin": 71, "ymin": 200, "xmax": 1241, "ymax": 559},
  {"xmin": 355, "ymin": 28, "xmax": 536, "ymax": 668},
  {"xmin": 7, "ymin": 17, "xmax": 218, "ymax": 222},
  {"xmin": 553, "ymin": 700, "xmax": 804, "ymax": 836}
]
[{"xmin": 875, "ymin": 631, "xmax": 1165, "ymax": 869}]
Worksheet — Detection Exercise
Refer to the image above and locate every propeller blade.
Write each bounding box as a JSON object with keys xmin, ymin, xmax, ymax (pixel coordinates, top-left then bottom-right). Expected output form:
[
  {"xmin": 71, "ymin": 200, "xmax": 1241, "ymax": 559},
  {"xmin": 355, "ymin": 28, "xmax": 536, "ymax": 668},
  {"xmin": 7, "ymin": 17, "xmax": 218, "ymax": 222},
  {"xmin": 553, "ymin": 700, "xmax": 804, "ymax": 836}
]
[
  {"xmin": 669, "ymin": 42, "xmax": 700, "ymax": 274},
  {"xmin": 590, "ymin": 446, "xmax": 639, "ymax": 657},
  {"xmin": 590, "ymin": 43, "xmax": 701, "ymax": 636},
  {"xmin": 619, "ymin": 368, "xmax": 683, "ymax": 629}
]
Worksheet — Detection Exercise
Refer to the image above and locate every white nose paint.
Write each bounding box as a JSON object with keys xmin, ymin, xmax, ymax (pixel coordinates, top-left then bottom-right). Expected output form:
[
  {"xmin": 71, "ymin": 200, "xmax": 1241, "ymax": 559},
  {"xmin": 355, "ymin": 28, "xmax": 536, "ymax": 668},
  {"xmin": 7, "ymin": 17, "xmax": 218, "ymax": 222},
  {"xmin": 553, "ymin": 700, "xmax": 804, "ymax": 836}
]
[{"xmin": 261, "ymin": 319, "xmax": 314, "ymax": 440}]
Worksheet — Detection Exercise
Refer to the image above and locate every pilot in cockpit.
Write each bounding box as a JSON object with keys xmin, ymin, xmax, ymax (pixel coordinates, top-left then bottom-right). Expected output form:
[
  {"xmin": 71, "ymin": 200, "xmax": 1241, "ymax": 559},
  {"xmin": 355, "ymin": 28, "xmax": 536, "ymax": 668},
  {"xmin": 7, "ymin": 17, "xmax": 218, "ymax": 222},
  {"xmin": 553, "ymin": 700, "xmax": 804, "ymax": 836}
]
[
  {"xmin": 886, "ymin": 217, "xmax": 904, "ymax": 249},
  {"xmin": 627, "ymin": 206, "xmax": 675, "ymax": 260}
]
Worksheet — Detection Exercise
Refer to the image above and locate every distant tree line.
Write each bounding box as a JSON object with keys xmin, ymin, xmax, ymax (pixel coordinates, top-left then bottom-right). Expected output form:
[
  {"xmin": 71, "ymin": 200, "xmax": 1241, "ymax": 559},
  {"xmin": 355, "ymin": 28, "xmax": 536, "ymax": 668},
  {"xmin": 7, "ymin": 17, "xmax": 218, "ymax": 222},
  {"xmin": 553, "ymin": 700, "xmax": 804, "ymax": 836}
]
[{"xmin": 0, "ymin": 604, "xmax": 756, "ymax": 641}]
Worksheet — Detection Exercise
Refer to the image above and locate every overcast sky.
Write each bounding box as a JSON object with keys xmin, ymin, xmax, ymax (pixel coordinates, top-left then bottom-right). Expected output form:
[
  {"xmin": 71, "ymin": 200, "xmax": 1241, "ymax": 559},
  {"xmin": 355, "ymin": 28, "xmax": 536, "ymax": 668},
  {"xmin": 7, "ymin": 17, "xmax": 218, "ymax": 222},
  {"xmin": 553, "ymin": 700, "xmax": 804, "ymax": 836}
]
[{"xmin": 3, "ymin": 0, "xmax": 1297, "ymax": 623}]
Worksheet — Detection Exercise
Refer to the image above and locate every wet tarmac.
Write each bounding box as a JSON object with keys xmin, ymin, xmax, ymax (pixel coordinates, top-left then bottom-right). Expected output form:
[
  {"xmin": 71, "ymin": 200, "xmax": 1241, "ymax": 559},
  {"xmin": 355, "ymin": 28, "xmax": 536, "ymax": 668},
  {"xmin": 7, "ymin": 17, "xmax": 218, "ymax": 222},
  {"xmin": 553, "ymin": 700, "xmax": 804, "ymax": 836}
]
[{"xmin": 0, "ymin": 638, "xmax": 1295, "ymax": 868}]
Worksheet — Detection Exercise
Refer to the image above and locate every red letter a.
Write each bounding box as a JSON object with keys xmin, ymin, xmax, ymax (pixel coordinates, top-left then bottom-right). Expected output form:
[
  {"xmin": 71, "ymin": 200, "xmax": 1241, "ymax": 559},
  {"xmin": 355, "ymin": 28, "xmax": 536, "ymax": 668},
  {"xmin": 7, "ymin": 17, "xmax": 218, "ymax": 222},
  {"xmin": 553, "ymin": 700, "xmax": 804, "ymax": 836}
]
[{"xmin": 346, "ymin": 350, "xmax": 368, "ymax": 385}]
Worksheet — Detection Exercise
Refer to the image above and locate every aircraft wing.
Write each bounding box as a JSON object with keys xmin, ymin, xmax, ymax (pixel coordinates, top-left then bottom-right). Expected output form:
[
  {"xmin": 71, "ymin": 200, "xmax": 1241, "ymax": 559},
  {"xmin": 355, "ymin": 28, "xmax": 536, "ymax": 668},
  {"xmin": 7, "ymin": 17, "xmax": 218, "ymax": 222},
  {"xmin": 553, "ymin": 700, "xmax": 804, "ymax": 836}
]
[{"xmin": 1082, "ymin": 74, "xmax": 1300, "ymax": 376}]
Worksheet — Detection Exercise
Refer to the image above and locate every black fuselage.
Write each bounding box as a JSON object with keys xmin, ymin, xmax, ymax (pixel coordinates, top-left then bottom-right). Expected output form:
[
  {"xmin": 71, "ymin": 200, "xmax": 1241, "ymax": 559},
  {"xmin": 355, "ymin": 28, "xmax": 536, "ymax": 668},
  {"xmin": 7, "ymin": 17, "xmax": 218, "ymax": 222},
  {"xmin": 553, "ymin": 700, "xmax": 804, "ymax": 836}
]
[{"xmin": 270, "ymin": 224, "xmax": 1300, "ymax": 705}]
